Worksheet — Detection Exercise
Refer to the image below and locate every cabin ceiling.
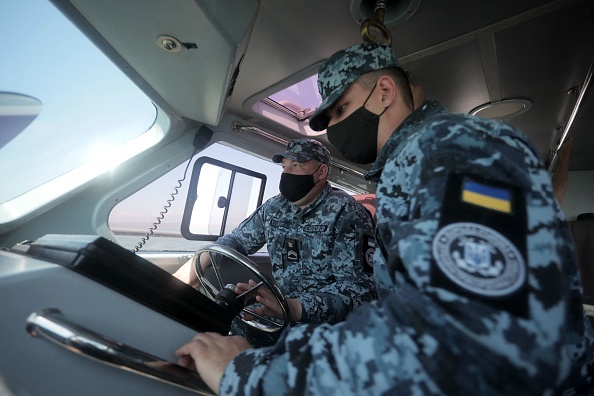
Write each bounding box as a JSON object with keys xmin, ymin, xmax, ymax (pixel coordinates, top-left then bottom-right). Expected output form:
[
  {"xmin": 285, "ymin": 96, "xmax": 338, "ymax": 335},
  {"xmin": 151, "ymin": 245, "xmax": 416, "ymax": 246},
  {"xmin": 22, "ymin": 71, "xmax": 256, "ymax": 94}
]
[
  {"xmin": 228, "ymin": 0, "xmax": 594, "ymax": 171},
  {"xmin": 56, "ymin": 0, "xmax": 594, "ymax": 172}
]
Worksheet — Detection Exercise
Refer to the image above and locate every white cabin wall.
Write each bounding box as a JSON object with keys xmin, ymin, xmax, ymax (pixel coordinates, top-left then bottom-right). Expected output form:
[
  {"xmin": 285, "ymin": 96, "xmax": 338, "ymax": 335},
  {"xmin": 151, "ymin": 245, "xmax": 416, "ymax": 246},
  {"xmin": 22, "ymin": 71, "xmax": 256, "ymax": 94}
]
[{"xmin": 560, "ymin": 170, "xmax": 594, "ymax": 221}]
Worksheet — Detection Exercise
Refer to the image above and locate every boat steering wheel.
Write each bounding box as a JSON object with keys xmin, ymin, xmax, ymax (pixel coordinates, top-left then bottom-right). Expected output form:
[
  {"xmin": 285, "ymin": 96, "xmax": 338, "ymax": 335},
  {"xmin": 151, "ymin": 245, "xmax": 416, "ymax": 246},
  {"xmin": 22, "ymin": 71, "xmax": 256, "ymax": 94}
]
[{"xmin": 193, "ymin": 244, "xmax": 289, "ymax": 333}]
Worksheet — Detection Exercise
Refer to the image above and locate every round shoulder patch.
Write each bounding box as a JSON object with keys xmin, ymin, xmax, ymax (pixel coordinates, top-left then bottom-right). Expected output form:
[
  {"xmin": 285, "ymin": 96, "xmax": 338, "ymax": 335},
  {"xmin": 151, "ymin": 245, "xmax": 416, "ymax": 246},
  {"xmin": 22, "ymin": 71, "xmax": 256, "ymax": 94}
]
[{"xmin": 432, "ymin": 222, "xmax": 526, "ymax": 297}]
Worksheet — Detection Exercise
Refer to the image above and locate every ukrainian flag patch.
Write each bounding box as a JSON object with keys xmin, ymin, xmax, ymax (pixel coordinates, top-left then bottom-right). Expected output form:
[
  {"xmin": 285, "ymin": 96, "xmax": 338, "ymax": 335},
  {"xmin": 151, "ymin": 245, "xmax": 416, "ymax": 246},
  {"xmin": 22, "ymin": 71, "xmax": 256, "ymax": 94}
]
[{"xmin": 462, "ymin": 179, "xmax": 512, "ymax": 213}]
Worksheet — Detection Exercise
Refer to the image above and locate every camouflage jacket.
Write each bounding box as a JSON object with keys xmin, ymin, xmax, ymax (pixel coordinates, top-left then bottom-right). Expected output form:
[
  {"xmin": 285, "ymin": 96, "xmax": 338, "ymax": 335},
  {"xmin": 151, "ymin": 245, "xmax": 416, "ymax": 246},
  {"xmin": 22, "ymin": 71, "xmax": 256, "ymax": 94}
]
[
  {"xmin": 216, "ymin": 182, "xmax": 376, "ymax": 324},
  {"xmin": 218, "ymin": 101, "xmax": 594, "ymax": 395}
]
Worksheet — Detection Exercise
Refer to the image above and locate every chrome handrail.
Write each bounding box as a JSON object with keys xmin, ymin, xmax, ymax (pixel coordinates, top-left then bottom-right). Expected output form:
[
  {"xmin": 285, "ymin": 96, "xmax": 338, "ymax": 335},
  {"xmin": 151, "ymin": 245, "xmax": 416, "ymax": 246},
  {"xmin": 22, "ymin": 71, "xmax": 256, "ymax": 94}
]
[
  {"xmin": 548, "ymin": 57, "xmax": 594, "ymax": 173},
  {"xmin": 231, "ymin": 121, "xmax": 365, "ymax": 177},
  {"xmin": 26, "ymin": 308, "xmax": 214, "ymax": 395}
]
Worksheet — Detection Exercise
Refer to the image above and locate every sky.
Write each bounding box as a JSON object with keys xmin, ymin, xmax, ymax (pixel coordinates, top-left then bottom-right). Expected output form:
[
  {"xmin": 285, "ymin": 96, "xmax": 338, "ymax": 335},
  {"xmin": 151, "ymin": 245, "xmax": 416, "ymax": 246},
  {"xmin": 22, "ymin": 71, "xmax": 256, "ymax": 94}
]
[{"xmin": 0, "ymin": 0, "xmax": 156, "ymax": 203}]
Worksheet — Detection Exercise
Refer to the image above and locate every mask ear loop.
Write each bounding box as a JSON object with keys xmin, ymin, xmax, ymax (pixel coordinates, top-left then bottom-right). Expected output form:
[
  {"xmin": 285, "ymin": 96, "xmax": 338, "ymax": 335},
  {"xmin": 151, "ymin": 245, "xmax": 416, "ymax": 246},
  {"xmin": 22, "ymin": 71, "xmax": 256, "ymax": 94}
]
[
  {"xmin": 363, "ymin": 83, "xmax": 390, "ymax": 116},
  {"xmin": 362, "ymin": 84, "xmax": 377, "ymax": 107},
  {"xmin": 311, "ymin": 163, "xmax": 325, "ymax": 186}
]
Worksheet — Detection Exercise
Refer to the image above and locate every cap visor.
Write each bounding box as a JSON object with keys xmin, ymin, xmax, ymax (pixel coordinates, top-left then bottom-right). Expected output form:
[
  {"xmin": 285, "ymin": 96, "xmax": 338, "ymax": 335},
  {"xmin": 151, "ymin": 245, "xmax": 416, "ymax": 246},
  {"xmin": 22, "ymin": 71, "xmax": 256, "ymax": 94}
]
[
  {"xmin": 309, "ymin": 83, "xmax": 350, "ymax": 131},
  {"xmin": 272, "ymin": 151, "xmax": 311, "ymax": 163}
]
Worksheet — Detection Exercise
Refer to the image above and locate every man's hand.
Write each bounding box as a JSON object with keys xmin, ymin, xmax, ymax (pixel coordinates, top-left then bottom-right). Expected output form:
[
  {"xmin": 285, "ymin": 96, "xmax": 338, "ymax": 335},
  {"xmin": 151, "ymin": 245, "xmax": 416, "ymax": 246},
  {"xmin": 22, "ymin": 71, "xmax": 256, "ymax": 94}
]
[
  {"xmin": 172, "ymin": 253, "xmax": 214, "ymax": 288},
  {"xmin": 176, "ymin": 332, "xmax": 251, "ymax": 395},
  {"xmin": 236, "ymin": 279, "xmax": 302, "ymax": 322},
  {"xmin": 172, "ymin": 259, "xmax": 197, "ymax": 287}
]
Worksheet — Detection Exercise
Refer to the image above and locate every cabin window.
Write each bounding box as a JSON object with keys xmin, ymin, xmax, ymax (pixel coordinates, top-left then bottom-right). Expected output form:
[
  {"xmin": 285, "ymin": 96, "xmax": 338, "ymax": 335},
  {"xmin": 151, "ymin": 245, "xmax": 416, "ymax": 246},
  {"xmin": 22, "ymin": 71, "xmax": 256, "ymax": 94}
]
[
  {"xmin": 249, "ymin": 72, "xmax": 326, "ymax": 137},
  {"xmin": 266, "ymin": 75, "xmax": 321, "ymax": 124},
  {"xmin": 108, "ymin": 143, "xmax": 281, "ymax": 252},
  {"xmin": 180, "ymin": 157, "xmax": 267, "ymax": 241}
]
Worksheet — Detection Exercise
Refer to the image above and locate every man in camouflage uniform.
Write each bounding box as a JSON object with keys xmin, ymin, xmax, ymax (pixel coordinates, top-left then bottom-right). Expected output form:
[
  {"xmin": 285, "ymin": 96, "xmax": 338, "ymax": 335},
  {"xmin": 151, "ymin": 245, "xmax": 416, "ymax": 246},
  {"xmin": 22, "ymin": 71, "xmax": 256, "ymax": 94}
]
[
  {"xmin": 175, "ymin": 138, "xmax": 376, "ymax": 347},
  {"xmin": 176, "ymin": 43, "xmax": 594, "ymax": 394}
]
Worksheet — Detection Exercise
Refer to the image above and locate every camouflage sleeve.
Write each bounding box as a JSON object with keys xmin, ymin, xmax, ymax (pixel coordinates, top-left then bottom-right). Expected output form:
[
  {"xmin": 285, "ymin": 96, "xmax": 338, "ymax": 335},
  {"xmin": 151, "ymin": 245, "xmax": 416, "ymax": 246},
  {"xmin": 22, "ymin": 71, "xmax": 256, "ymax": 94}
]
[
  {"xmin": 215, "ymin": 203, "xmax": 268, "ymax": 256},
  {"xmin": 299, "ymin": 202, "xmax": 376, "ymax": 324},
  {"xmin": 220, "ymin": 281, "xmax": 561, "ymax": 395},
  {"xmin": 220, "ymin": 315, "xmax": 354, "ymax": 395}
]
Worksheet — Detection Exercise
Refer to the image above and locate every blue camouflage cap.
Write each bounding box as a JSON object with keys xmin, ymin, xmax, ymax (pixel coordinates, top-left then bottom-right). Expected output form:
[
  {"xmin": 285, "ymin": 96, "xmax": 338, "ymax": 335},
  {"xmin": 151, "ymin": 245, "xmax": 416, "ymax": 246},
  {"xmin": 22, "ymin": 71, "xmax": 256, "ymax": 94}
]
[
  {"xmin": 309, "ymin": 42, "xmax": 402, "ymax": 131},
  {"xmin": 272, "ymin": 138, "xmax": 330, "ymax": 164}
]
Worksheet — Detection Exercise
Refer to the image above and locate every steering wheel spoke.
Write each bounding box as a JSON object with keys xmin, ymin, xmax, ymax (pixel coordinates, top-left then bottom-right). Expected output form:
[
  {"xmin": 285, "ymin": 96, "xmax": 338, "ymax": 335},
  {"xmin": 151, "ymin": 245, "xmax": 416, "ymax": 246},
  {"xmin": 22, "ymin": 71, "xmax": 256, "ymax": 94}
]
[
  {"xmin": 208, "ymin": 251, "xmax": 226, "ymax": 289},
  {"xmin": 241, "ymin": 308, "xmax": 283, "ymax": 330},
  {"xmin": 235, "ymin": 280, "xmax": 264, "ymax": 299}
]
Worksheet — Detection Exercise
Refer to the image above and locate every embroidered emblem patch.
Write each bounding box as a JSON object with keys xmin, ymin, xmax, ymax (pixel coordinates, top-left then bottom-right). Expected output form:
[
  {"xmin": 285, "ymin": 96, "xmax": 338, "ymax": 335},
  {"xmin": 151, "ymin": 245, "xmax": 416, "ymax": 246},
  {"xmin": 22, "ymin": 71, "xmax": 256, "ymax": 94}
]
[
  {"xmin": 270, "ymin": 219, "xmax": 291, "ymax": 228},
  {"xmin": 432, "ymin": 222, "xmax": 525, "ymax": 297},
  {"xmin": 363, "ymin": 236, "xmax": 375, "ymax": 273},
  {"xmin": 285, "ymin": 238, "xmax": 299, "ymax": 262},
  {"xmin": 303, "ymin": 224, "xmax": 328, "ymax": 233}
]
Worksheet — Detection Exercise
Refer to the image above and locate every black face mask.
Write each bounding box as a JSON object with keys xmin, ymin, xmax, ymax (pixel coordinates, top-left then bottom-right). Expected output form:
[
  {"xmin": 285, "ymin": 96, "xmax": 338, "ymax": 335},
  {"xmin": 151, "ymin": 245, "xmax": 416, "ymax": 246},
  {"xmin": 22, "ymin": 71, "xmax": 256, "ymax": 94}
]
[
  {"xmin": 326, "ymin": 84, "xmax": 387, "ymax": 164},
  {"xmin": 279, "ymin": 165, "xmax": 322, "ymax": 203}
]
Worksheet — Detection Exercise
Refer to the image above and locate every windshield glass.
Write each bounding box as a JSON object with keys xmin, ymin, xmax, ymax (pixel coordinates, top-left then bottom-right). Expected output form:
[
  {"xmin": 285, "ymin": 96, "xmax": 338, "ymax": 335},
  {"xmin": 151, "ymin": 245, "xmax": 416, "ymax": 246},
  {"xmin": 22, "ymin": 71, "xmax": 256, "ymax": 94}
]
[{"xmin": 0, "ymin": 0, "xmax": 156, "ymax": 206}]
